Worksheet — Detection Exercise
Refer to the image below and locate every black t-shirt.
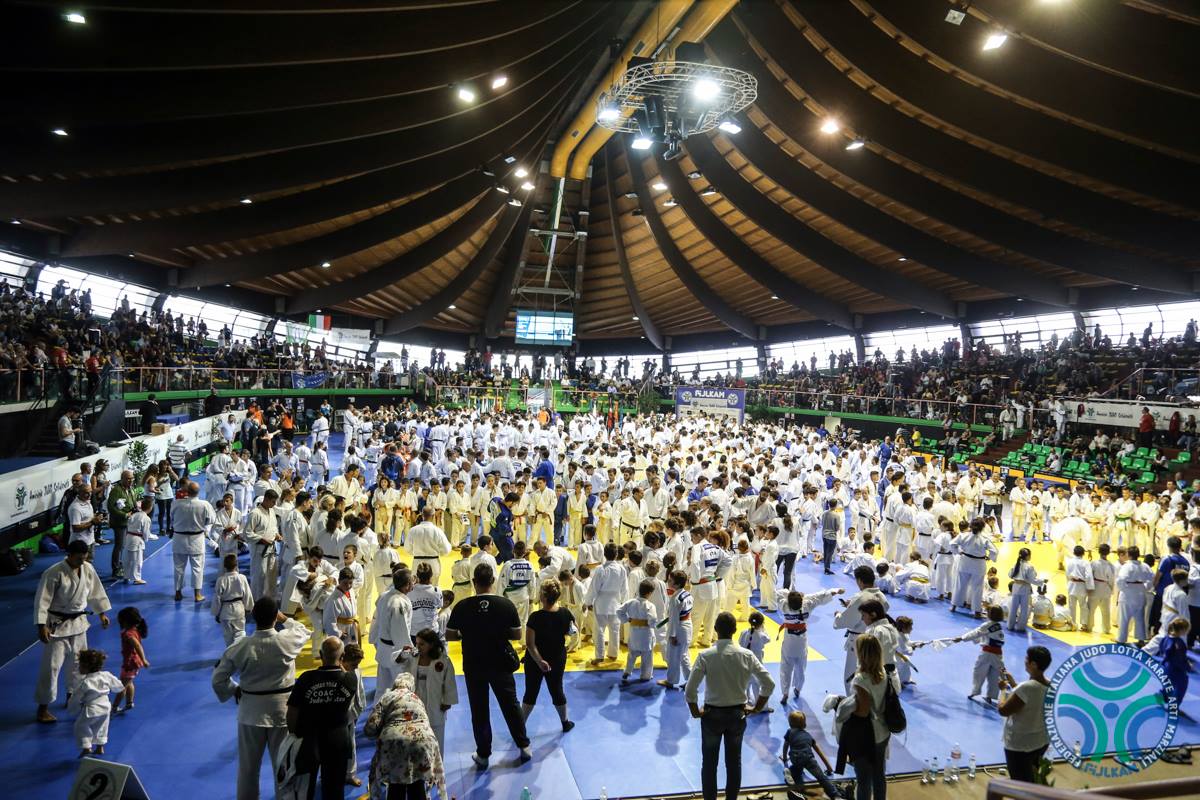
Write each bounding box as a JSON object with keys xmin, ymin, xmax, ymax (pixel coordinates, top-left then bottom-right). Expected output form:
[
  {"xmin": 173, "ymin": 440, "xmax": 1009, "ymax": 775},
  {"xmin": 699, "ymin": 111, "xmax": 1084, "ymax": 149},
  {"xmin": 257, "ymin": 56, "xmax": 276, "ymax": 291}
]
[
  {"xmin": 287, "ymin": 666, "xmax": 357, "ymax": 741},
  {"xmin": 525, "ymin": 607, "xmax": 575, "ymax": 669},
  {"xmin": 446, "ymin": 594, "xmax": 520, "ymax": 675}
]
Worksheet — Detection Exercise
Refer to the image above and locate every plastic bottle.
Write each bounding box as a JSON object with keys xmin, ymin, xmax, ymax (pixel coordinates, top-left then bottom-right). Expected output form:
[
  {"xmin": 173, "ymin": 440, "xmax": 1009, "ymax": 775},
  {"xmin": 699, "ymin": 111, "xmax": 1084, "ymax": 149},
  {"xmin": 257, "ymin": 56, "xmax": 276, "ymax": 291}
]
[
  {"xmin": 968, "ymin": 754, "xmax": 977, "ymax": 780},
  {"xmin": 520, "ymin": 788, "xmax": 532, "ymax": 800},
  {"xmin": 1073, "ymin": 740, "xmax": 1083, "ymax": 759},
  {"xmin": 949, "ymin": 742, "xmax": 962, "ymax": 782},
  {"xmin": 921, "ymin": 759, "xmax": 931, "ymax": 785},
  {"xmin": 930, "ymin": 756, "xmax": 940, "ymax": 784},
  {"xmin": 599, "ymin": 788, "xmax": 608, "ymax": 800}
]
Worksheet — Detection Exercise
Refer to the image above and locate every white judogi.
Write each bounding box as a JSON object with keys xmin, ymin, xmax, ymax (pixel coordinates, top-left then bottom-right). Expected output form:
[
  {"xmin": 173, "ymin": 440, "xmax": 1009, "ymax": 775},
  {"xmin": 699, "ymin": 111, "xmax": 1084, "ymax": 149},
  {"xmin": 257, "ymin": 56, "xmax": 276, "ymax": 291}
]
[
  {"xmin": 499, "ymin": 556, "xmax": 535, "ymax": 625},
  {"xmin": 243, "ymin": 504, "xmax": 280, "ymax": 602},
  {"xmin": 122, "ymin": 509, "xmax": 150, "ymax": 583},
  {"xmin": 960, "ymin": 619, "xmax": 1006, "ymax": 701},
  {"xmin": 212, "ymin": 617, "xmax": 310, "ymax": 800},
  {"xmin": 213, "ymin": 571, "xmax": 254, "ymax": 646},
  {"xmin": 34, "ymin": 559, "xmax": 111, "ymax": 706},
  {"xmin": 403, "ymin": 655, "xmax": 458, "ymax": 751},
  {"xmin": 778, "ymin": 589, "xmax": 837, "ymax": 697},
  {"xmin": 952, "ymin": 531, "xmax": 996, "ymax": 614},
  {"xmin": 171, "ymin": 496, "xmax": 216, "ymax": 595},
  {"xmin": 369, "ymin": 588, "xmax": 413, "ymax": 701},
  {"xmin": 688, "ymin": 540, "xmax": 727, "ymax": 647},
  {"xmin": 833, "ymin": 587, "xmax": 888, "ymax": 689},
  {"xmin": 407, "ymin": 521, "xmax": 452, "ymax": 587},
  {"xmin": 586, "ymin": 560, "xmax": 627, "ymax": 660},
  {"xmin": 1116, "ymin": 559, "xmax": 1155, "ymax": 643}
]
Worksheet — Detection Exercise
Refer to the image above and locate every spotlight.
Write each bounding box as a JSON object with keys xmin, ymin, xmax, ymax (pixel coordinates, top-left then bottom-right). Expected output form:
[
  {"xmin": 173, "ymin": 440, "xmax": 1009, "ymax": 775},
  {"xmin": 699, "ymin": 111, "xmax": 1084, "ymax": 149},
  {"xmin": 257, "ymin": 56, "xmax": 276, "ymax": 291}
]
[
  {"xmin": 662, "ymin": 138, "xmax": 683, "ymax": 161},
  {"xmin": 771, "ymin": 295, "xmax": 779, "ymax": 300},
  {"xmin": 503, "ymin": 155, "xmax": 517, "ymax": 164},
  {"xmin": 10, "ymin": 220, "xmax": 20, "ymax": 225},
  {"xmin": 686, "ymin": 171, "xmax": 702, "ymax": 180},
  {"xmin": 457, "ymin": 85, "xmax": 477, "ymax": 102},
  {"xmin": 945, "ymin": 8, "xmax": 966, "ymax": 25},
  {"xmin": 845, "ymin": 139, "xmax": 866, "ymax": 151},
  {"xmin": 480, "ymin": 164, "xmax": 496, "ymax": 177},
  {"xmin": 599, "ymin": 105, "xmax": 620, "ymax": 123},
  {"xmin": 64, "ymin": 11, "xmax": 86, "ymax": 24},
  {"xmin": 982, "ymin": 32, "xmax": 1008, "ymax": 51},
  {"xmin": 239, "ymin": 197, "xmax": 252, "ymax": 204},
  {"xmin": 491, "ymin": 75, "xmax": 508, "ymax": 90},
  {"xmin": 321, "ymin": 261, "xmax": 331, "ymax": 269},
  {"xmin": 663, "ymin": 198, "xmax": 677, "ymax": 208},
  {"xmin": 514, "ymin": 166, "xmax": 528, "ymax": 178},
  {"xmin": 897, "ymin": 257, "xmax": 907, "ymax": 262},
  {"xmin": 700, "ymin": 186, "xmax": 717, "ymax": 196},
  {"xmin": 508, "ymin": 198, "xmax": 522, "ymax": 207},
  {"xmin": 692, "ymin": 78, "xmax": 720, "ymax": 102},
  {"xmin": 631, "ymin": 136, "xmax": 652, "ymax": 150},
  {"xmin": 448, "ymin": 304, "xmax": 457, "ymax": 310},
  {"xmin": 632, "ymin": 315, "xmax": 640, "ymax": 321},
  {"xmin": 820, "ymin": 118, "xmax": 840, "ymax": 134},
  {"xmin": 717, "ymin": 119, "xmax": 742, "ymax": 134},
  {"xmin": 652, "ymin": 181, "xmax": 668, "ymax": 191},
  {"xmin": 52, "ymin": 128, "xmax": 69, "ymax": 137},
  {"xmin": 495, "ymin": 185, "xmax": 510, "ymax": 194},
  {"xmin": 520, "ymin": 181, "xmax": 534, "ymax": 191},
  {"xmin": 624, "ymin": 191, "xmax": 639, "ymax": 200}
]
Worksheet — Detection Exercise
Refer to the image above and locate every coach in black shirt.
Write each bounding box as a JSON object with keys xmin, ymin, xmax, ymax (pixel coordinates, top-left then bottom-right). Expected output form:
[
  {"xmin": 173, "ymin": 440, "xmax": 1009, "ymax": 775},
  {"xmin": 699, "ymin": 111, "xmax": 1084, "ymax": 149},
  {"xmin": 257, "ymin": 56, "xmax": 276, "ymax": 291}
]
[
  {"xmin": 446, "ymin": 562, "xmax": 531, "ymax": 769},
  {"xmin": 287, "ymin": 637, "xmax": 357, "ymax": 800}
]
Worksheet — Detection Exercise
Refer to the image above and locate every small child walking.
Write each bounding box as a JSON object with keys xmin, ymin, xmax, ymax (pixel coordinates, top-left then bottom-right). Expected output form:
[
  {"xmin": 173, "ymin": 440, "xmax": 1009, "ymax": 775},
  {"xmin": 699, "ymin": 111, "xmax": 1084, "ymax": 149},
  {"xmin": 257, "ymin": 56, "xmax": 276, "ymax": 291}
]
[
  {"xmin": 617, "ymin": 579, "xmax": 659, "ymax": 683},
  {"xmin": 123, "ymin": 497, "xmax": 153, "ymax": 585},
  {"xmin": 113, "ymin": 608, "xmax": 149, "ymax": 714},
  {"xmin": 69, "ymin": 649, "xmax": 125, "ymax": 757},
  {"xmin": 739, "ymin": 612, "xmax": 772, "ymax": 708},
  {"xmin": 212, "ymin": 554, "xmax": 254, "ymax": 646}
]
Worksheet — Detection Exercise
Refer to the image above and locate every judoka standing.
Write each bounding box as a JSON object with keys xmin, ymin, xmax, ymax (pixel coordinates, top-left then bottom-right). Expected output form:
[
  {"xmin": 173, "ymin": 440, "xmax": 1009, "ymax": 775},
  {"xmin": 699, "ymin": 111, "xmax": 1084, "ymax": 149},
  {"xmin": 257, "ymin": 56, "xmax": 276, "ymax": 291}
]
[
  {"xmin": 34, "ymin": 540, "xmax": 111, "ymax": 723},
  {"xmin": 407, "ymin": 508, "xmax": 452, "ymax": 587},
  {"xmin": 951, "ymin": 519, "xmax": 997, "ymax": 618},
  {"xmin": 369, "ymin": 568, "xmax": 415, "ymax": 702},
  {"xmin": 171, "ymin": 481, "xmax": 216, "ymax": 603},
  {"xmin": 243, "ymin": 490, "xmax": 281, "ymax": 602},
  {"xmin": 212, "ymin": 597, "xmax": 309, "ymax": 800}
]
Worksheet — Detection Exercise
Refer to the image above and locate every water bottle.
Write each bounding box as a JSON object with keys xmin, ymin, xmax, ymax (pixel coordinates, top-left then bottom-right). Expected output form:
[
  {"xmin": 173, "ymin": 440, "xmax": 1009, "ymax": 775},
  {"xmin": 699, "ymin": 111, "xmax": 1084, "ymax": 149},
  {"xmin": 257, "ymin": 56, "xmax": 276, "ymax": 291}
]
[
  {"xmin": 930, "ymin": 757, "xmax": 940, "ymax": 784},
  {"xmin": 921, "ymin": 759, "xmax": 931, "ymax": 785},
  {"xmin": 520, "ymin": 788, "xmax": 532, "ymax": 800},
  {"xmin": 1073, "ymin": 739, "xmax": 1083, "ymax": 759},
  {"xmin": 968, "ymin": 754, "xmax": 977, "ymax": 780},
  {"xmin": 949, "ymin": 742, "xmax": 962, "ymax": 782},
  {"xmin": 599, "ymin": 788, "xmax": 608, "ymax": 800}
]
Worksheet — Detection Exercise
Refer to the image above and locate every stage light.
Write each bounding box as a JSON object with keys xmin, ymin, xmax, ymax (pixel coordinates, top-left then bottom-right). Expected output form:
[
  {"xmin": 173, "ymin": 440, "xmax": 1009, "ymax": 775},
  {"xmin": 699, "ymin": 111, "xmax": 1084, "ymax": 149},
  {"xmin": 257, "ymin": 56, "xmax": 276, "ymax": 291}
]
[
  {"xmin": 718, "ymin": 119, "xmax": 742, "ymax": 134},
  {"xmin": 491, "ymin": 75, "xmax": 508, "ymax": 90},
  {"xmin": 983, "ymin": 32, "xmax": 1008, "ymax": 51},
  {"xmin": 64, "ymin": 11, "xmax": 86, "ymax": 24},
  {"xmin": 448, "ymin": 304, "xmax": 457, "ymax": 309},
  {"xmin": 771, "ymin": 295, "xmax": 779, "ymax": 300},
  {"xmin": 846, "ymin": 139, "xmax": 866, "ymax": 151},
  {"xmin": 503, "ymin": 155, "xmax": 517, "ymax": 164},
  {"xmin": 897, "ymin": 257, "xmax": 907, "ymax": 262},
  {"xmin": 514, "ymin": 166, "xmax": 528, "ymax": 178},
  {"xmin": 631, "ymin": 136, "xmax": 652, "ymax": 150},
  {"xmin": 520, "ymin": 181, "xmax": 534, "ymax": 191},
  {"xmin": 663, "ymin": 198, "xmax": 677, "ymax": 208},
  {"xmin": 945, "ymin": 8, "xmax": 965, "ymax": 25},
  {"xmin": 700, "ymin": 186, "xmax": 717, "ymax": 196},
  {"xmin": 239, "ymin": 197, "xmax": 252, "ymax": 204},
  {"xmin": 632, "ymin": 315, "xmax": 639, "ymax": 320},
  {"xmin": 686, "ymin": 171, "xmax": 702, "ymax": 180},
  {"xmin": 321, "ymin": 261, "xmax": 331, "ymax": 269},
  {"xmin": 457, "ymin": 85, "xmax": 477, "ymax": 102},
  {"xmin": 692, "ymin": 78, "xmax": 720, "ymax": 102},
  {"xmin": 495, "ymin": 185, "xmax": 510, "ymax": 194},
  {"xmin": 508, "ymin": 198, "xmax": 522, "ymax": 207},
  {"xmin": 52, "ymin": 128, "xmax": 68, "ymax": 136},
  {"xmin": 820, "ymin": 118, "xmax": 840, "ymax": 134},
  {"xmin": 599, "ymin": 105, "xmax": 620, "ymax": 123},
  {"xmin": 652, "ymin": 181, "xmax": 667, "ymax": 191}
]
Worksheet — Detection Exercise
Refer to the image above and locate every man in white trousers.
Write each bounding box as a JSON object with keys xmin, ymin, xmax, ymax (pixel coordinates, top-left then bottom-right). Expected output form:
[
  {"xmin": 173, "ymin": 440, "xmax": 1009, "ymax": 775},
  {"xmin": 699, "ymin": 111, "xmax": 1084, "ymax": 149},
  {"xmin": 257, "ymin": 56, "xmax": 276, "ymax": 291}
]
[
  {"xmin": 171, "ymin": 481, "xmax": 216, "ymax": 603},
  {"xmin": 833, "ymin": 564, "xmax": 888, "ymax": 690}
]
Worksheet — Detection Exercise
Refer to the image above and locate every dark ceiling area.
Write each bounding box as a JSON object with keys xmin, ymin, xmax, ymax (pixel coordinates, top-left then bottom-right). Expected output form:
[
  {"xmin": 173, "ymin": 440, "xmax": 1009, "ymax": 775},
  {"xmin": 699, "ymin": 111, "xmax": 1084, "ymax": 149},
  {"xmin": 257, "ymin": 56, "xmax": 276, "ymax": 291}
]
[{"xmin": 1, "ymin": 0, "xmax": 1198, "ymax": 349}]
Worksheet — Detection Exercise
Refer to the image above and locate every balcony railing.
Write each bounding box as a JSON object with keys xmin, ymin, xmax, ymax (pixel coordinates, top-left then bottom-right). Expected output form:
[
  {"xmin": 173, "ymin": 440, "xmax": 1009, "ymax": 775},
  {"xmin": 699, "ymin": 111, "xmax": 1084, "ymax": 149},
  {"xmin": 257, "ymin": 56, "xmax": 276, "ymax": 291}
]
[
  {"xmin": 117, "ymin": 366, "xmax": 407, "ymax": 393},
  {"xmin": 0, "ymin": 367, "xmax": 120, "ymax": 407}
]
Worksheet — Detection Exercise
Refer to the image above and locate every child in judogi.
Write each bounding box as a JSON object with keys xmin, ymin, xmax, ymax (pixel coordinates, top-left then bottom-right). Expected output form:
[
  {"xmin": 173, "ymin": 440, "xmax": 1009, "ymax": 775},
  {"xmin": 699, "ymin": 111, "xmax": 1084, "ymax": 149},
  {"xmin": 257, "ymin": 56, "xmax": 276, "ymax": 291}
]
[
  {"xmin": 323, "ymin": 567, "xmax": 360, "ymax": 645},
  {"xmin": 1051, "ymin": 594, "xmax": 1075, "ymax": 631},
  {"xmin": 726, "ymin": 540, "xmax": 755, "ymax": 619},
  {"xmin": 499, "ymin": 540, "xmax": 535, "ymax": 630},
  {"xmin": 214, "ymin": 492, "xmax": 242, "ymax": 561},
  {"xmin": 68, "ymin": 649, "xmax": 124, "ymax": 757},
  {"xmin": 408, "ymin": 562, "xmax": 441, "ymax": 636},
  {"xmin": 759, "ymin": 528, "xmax": 780, "ymax": 612},
  {"xmin": 123, "ymin": 496, "xmax": 153, "ymax": 585},
  {"xmin": 617, "ymin": 579, "xmax": 658, "ymax": 683},
  {"xmin": 894, "ymin": 553, "xmax": 931, "ymax": 603},
  {"xmin": 367, "ymin": 536, "xmax": 400, "ymax": 624},
  {"xmin": 894, "ymin": 616, "xmax": 916, "ymax": 687},
  {"xmin": 837, "ymin": 526, "xmax": 860, "ymax": 563},
  {"xmin": 405, "ymin": 628, "xmax": 458, "ymax": 752},
  {"xmin": 777, "ymin": 588, "xmax": 844, "ymax": 703},
  {"xmin": 738, "ymin": 612, "xmax": 771, "ymax": 706},
  {"xmin": 1064, "ymin": 545, "xmax": 1095, "ymax": 629},
  {"xmin": 951, "ymin": 606, "xmax": 1006, "ymax": 704},
  {"xmin": 212, "ymin": 554, "xmax": 253, "ymax": 646},
  {"xmin": 932, "ymin": 522, "xmax": 956, "ymax": 600},
  {"xmin": 449, "ymin": 543, "xmax": 473, "ymax": 606},
  {"xmin": 643, "ymin": 559, "xmax": 669, "ymax": 655},
  {"xmin": 1031, "ymin": 585, "xmax": 1054, "ymax": 629},
  {"xmin": 595, "ymin": 490, "xmax": 612, "ymax": 542},
  {"xmin": 342, "ymin": 544, "xmax": 365, "ymax": 595},
  {"xmin": 875, "ymin": 562, "xmax": 898, "ymax": 596},
  {"xmin": 843, "ymin": 539, "xmax": 878, "ymax": 575},
  {"xmin": 341, "ymin": 643, "xmax": 366, "ymax": 789},
  {"xmin": 560, "ymin": 569, "xmax": 588, "ymax": 644},
  {"xmin": 578, "ymin": 524, "xmax": 604, "ymax": 571},
  {"xmin": 1026, "ymin": 495, "xmax": 1045, "ymax": 543},
  {"xmin": 436, "ymin": 590, "xmax": 454, "ymax": 640},
  {"xmin": 982, "ymin": 575, "xmax": 1004, "ymax": 616},
  {"xmin": 657, "ymin": 570, "xmax": 693, "ymax": 689}
]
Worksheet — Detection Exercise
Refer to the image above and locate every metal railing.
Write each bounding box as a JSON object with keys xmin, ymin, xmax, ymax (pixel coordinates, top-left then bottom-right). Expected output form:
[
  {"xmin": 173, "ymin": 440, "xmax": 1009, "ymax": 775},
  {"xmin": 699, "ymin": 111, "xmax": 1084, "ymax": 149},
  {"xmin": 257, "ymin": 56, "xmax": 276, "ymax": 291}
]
[
  {"xmin": 431, "ymin": 383, "xmax": 644, "ymax": 413},
  {"xmin": 987, "ymin": 775, "xmax": 1200, "ymax": 800},
  {"xmin": 745, "ymin": 387, "xmax": 1017, "ymax": 428},
  {"xmin": 118, "ymin": 366, "xmax": 408, "ymax": 393},
  {"xmin": 0, "ymin": 367, "xmax": 120, "ymax": 407},
  {"xmin": 1104, "ymin": 366, "xmax": 1200, "ymax": 402}
]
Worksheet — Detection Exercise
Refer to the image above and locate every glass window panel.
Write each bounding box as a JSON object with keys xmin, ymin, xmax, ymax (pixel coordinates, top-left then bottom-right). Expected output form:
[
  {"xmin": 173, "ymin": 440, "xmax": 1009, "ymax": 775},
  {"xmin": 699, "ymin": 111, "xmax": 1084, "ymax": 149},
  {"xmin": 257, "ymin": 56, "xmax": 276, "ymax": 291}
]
[
  {"xmin": 0, "ymin": 249, "xmax": 35, "ymax": 286},
  {"xmin": 38, "ymin": 264, "xmax": 158, "ymax": 318},
  {"xmin": 1158, "ymin": 300, "xmax": 1200, "ymax": 338},
  {"xmin": 865, "ymin": 324, "xmax": 961, "ymax": 358},
  {"xmin": 1082, "ymin": 308, "xmax": 1127, "ymax": 343},
  {"xmin": 767, "ymin": 335, "xmax": 855, "ymax": 371},
  {"xmin": 669, "ymin": 345, "xmax": 759, "ymax": 379}
]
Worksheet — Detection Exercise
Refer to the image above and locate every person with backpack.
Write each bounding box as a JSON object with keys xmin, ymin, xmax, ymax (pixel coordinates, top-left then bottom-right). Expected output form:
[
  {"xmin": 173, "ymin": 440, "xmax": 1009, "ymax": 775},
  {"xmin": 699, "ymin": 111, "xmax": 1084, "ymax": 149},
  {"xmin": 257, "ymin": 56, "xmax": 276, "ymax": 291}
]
[{"xmin": 832, "ymin": 634, "xmax": 891, "ymax": 800}]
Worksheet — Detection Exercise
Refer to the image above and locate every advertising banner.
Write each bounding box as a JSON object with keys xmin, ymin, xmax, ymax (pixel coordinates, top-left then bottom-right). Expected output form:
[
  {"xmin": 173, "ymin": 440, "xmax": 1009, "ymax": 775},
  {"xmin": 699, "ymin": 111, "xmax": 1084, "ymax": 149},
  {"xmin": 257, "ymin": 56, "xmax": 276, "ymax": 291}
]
[
  {"xmin": 291, "ymin": 371, "xmax": 328, "ymax": 389},
  {"xmin": 674, "ymin": 386, "xmax": 746, "ymax": 423},
  {"xmin": 1074, "ymin": 399, "xmax": 1185, "ymax": 431}
]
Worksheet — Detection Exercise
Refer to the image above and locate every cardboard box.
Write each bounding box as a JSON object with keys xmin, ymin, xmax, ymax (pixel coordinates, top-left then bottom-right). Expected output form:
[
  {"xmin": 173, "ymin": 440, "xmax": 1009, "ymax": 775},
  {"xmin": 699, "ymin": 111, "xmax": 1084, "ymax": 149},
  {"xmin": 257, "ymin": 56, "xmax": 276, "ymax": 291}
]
[{"xmin": 151, "ymin": 422, "xmax": 172, "ymax": 435}]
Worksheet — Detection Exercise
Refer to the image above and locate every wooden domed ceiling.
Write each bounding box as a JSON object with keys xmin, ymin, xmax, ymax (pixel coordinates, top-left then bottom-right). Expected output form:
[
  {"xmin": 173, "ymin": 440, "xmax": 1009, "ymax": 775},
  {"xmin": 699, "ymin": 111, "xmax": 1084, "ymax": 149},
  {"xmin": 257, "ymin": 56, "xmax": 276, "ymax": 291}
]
[{"xmin": 2, "ymin": 0, "xmax": 1198, "ymax": 346}]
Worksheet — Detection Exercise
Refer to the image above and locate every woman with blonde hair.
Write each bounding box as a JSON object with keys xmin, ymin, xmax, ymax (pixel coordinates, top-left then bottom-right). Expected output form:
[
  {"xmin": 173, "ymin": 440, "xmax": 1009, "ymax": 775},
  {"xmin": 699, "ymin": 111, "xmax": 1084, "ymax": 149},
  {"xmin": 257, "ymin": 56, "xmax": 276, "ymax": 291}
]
[{"xmin": 833, "ymin": 633, "xmax": 890, "ymax": 800}]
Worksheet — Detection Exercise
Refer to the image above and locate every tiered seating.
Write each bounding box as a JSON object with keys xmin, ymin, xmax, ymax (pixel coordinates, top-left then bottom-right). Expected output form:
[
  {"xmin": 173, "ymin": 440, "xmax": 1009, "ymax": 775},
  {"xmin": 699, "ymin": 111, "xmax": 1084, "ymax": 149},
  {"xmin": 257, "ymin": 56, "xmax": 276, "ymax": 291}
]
[{"xmin": 917, "ymin": 436, "xmax": 988, "ymax": 465}]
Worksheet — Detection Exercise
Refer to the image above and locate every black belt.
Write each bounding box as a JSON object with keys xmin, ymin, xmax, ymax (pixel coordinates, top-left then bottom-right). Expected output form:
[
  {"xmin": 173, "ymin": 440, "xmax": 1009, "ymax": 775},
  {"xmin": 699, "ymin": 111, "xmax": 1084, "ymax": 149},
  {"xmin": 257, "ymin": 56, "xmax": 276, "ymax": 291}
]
[
  {"xmin": 962, "ymin": 553, "xmax": 986, "ymax": 559},
  {"xmin": 414, "ymin": 555, "xmax": 439, "ymax": 559},
  {"xmin": 380, "ymin": 638, "xmax": 394, "ymax": 646},
  {"xmin": 48, "ymin": 608, "xmax": 88, "ymax": 619},
  {"xmin": 220, "ymin": 595, "xmax": 245, "ymax": 605},
  {"xmin": 241, "ymin": 685, "xmax": 294, "ymax": 696},
  {"xmin": 175, "ymin": 530, "xmax": 203, "ymax": 536}
]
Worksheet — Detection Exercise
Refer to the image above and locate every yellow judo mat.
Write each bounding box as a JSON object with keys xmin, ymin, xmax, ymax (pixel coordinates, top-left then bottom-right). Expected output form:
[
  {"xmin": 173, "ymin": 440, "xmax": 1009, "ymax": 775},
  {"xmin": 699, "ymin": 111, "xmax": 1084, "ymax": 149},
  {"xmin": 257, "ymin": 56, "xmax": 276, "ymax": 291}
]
[{"xmin": 295, "ymin": 543, "xmax": 825, "ymax": 675}]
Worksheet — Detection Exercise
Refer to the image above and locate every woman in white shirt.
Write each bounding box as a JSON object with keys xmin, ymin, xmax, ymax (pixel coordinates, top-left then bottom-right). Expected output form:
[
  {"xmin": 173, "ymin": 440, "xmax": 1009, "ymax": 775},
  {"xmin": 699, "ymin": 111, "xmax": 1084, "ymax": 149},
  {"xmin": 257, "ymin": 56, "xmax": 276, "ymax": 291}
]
[
  {"xmin": 838, "ymin": 634, "xmax": 889, "ymax": 800},
  {"xmin": 998, "ymin": 645, "xmax": 1052, "ymax": 783},
  {"xmin": 774, "ymin": 507, "xmax": 800, "ymax": 590}
]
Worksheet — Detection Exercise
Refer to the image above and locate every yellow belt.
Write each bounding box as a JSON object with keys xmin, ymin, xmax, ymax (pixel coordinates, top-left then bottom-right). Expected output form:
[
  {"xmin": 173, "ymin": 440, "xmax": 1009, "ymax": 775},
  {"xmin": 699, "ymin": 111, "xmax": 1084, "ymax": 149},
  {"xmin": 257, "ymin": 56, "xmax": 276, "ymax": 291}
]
[{"xmin": 629, "ymin": 619, "xmax": 649, "ymax": 627}]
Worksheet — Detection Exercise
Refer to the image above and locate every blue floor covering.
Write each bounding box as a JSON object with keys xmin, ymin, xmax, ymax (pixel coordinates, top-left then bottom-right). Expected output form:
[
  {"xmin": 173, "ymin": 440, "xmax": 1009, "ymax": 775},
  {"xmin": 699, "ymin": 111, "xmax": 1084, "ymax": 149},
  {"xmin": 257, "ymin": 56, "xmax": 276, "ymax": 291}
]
[{"xmin": 1, "ymin": 434, "xmax": 1197, "ymax": 799}]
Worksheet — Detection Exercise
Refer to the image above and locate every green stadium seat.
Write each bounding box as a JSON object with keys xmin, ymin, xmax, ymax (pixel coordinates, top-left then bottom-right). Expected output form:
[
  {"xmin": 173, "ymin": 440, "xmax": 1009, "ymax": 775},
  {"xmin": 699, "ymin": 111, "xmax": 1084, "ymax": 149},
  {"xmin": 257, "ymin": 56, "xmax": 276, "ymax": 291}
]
[
  {"xmin": 1178, "ymin": 452, "xmax": 1192, "ymax": 464},
  {"xmin": 1140, "ymin": 471, "xmax": 1156, "ymax": 484},
  {"xmin": 1135, "ymin": 447, "xmax": 1150, "ymax": 458}
]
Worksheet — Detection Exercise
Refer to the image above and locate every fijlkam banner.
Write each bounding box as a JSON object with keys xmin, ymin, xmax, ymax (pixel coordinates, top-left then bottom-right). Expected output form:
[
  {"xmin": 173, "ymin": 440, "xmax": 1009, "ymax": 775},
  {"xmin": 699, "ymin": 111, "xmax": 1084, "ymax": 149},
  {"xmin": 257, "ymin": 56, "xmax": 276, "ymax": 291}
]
[{"xmin": 674, "ymin": 386, "xmax": 746, "ymax": 423}]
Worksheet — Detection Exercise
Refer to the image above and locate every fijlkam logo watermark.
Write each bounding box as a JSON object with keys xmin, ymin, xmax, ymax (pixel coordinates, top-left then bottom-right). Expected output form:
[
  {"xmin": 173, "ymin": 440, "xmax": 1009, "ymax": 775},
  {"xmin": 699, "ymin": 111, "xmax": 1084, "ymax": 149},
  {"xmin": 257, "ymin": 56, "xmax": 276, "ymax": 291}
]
[{"xmin": 1043, "ymin": 643, "xmax": 1179, "ymax": 777}]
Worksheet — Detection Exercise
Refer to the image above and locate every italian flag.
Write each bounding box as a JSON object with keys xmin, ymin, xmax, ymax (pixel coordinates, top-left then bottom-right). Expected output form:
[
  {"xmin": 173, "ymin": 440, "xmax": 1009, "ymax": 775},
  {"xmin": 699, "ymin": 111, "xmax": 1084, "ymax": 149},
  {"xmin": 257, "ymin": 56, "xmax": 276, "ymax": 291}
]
[{"xmin": 308, "ymin": 314, "xmax": 331, "ymax": 330}]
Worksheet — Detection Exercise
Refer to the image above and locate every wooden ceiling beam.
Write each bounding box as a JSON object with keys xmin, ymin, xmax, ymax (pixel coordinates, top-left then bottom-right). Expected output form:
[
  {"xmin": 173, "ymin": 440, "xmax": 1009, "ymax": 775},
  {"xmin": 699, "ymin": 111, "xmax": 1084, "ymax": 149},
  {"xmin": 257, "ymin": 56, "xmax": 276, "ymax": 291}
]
[{"xmin": 604, "ymin": 143, "xmax": 664, "ymax": 351}]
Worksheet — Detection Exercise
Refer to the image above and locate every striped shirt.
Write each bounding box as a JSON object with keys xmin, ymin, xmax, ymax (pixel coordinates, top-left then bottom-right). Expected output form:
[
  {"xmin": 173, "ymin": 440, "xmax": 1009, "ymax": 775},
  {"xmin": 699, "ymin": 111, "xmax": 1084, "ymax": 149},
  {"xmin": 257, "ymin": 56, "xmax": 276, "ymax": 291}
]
[{"xmin": 167, "ymin": 441, "xmax": 189, "ymax": 468}]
